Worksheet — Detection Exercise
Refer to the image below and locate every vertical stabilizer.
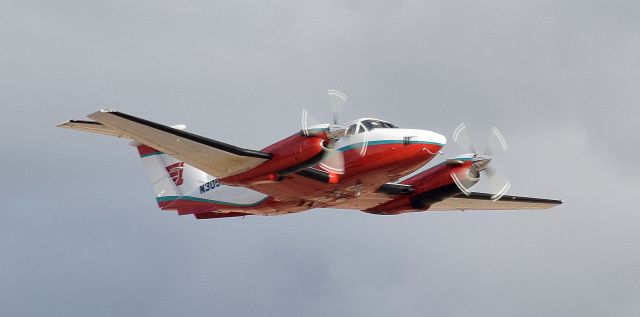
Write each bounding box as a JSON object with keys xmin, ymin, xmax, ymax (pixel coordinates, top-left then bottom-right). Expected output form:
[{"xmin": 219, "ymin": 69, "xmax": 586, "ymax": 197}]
[
  {"xmin": 135, "ymin": 144, "xmax": 269, "ymax": 212},
  {"xmin": 136, "ymin": 144, "xmax": 210, "ymax": 200}
]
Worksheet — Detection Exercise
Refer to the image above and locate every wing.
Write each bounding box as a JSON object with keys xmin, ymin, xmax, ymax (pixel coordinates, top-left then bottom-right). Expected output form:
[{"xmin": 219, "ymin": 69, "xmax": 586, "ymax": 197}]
[
  {"xmin": 59, "ymin": 110, "xmax": 272, "ymax": 178},
  {"xmin": 427, "ymin": 192, "xmax": 562, "ymax": 211},
  {"xmin": 332, "ymin": 182, "xmax": 561, "ymax": 212}
]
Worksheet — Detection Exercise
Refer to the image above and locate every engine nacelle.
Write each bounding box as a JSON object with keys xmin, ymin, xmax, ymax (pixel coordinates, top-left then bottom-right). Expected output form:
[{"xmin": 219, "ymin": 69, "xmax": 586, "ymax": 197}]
[
  {"xmin": 221, "ymin": 133, "xmax": 327, "ymax": 185},
  {"xmin": 364, "ymin": 161, "xmax": 479, "ymax": 215}
]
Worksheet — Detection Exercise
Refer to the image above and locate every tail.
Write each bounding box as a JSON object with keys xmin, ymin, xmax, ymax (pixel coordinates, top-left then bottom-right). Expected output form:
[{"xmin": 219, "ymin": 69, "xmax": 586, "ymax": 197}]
[
  {"xmin": 135, "ymin": 143, "xmax": 269, "ymax": 213},
  {"xmin": 57, "ymin": 118, "xmax": 270, "ymax": 217},
  {"xmin": 136, "ymin": 144, "xmax": 209, "ymax": 206}
]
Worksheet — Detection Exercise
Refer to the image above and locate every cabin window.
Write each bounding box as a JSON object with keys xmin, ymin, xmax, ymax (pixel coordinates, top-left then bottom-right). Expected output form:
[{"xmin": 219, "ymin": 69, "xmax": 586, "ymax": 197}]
[
  {"xmin": 382, "ymin": 122, "xmax": 398, "ymax": 128},
  {"xmin": 361, "ymin": 119, "xmax": 399, "ymax": 130}
]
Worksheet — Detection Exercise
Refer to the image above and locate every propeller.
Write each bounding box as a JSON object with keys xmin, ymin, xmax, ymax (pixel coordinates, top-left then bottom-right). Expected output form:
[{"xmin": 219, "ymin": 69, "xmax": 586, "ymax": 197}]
[
  {"xmin": 301, "ymin": 89, "xmax": 369, "ymax": 175},
  {"xmin": 328, "ymin": 89, "xmax": 347, "ymax": 125},
  {"xmin": 451, "ymin": 123, "xmax": 511, "ymax": 201},
  {"xmin": 318, "ymin": 142, "xmax": 345, "ymax": 174}
]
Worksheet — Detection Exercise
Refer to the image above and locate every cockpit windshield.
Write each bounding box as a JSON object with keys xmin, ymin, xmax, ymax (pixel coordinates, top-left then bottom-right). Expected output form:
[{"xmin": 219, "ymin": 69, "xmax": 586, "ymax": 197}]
[{"xmin": 361, "ymin": 119, "xmax": 398, "ymax": 130}]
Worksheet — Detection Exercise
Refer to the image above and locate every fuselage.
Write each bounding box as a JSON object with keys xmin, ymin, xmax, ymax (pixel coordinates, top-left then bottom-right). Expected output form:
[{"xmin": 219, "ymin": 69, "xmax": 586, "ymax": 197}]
[
  {"xmin": 242, "ymin": 118, "xmax": 447, "ymax": 212},
  {"xmin": 159, "ymin": 118, "xmax": 448, "ymax": 217},
  {"xmin": 334, "ymin": 118, "xmax": 446, "ymax": 178}
]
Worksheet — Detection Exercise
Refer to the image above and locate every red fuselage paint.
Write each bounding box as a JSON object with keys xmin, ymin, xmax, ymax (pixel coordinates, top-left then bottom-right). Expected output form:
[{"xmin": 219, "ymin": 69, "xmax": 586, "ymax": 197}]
[
  {"xmin": 221, "ymin": 133, "xmax": 326, "ymax": 185},
  {"xmin": 161, "ymin": 135, "xmax": 452, "ymax": 217}
]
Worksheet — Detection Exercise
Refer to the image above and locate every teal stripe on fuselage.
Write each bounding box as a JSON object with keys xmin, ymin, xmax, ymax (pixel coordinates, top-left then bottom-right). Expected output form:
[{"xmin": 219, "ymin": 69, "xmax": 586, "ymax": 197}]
[
  {"xmin": 338, "ymin": 140, "xmax": 444, "ymax": 152},
  {"xmin": 156, "ymin": 195, "xmax": 269, "ymax": 207}
]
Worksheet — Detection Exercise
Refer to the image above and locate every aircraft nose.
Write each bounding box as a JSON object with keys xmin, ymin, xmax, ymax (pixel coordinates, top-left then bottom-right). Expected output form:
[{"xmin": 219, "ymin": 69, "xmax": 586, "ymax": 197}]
[
  {"xmin": 417, "ymin": 129, "xmax": 447, "ymax": 147},
  {"xmin": 402, "ymin": 129, "xmax": 447, "ymax": 154}
]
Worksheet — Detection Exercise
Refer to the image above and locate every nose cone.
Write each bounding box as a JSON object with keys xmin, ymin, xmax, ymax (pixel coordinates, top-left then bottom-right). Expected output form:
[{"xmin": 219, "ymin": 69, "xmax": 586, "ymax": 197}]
[
  {"xmin": 403, "ymin": 129, "xmax": 447, "ymax": 147},
  {"xmin": 430, "ymin": 131, "xmax": 447, "ymax": 147}
]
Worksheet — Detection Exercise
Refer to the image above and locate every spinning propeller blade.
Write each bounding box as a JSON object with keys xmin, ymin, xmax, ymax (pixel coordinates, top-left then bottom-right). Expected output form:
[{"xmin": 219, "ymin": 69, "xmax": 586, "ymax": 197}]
[
  {"xmin": 299, "ymin": 89, "xmax": 371, "ymax": 175},
  {"xmin": 301, "ymin": 108, "xmax": 322, "ymax": 136},
  {"xmin": 319, "ymin": 143, "xmax": 345, "ymax": 174},
  {"xmin": 299, "ymin": 89, "xmax": 352, "ymax": 175},
  {"xmin": 452, "ymin": 123, "xmax": 476, "ymax": 153},
  {"xmin": 485, "ymin": 166, "xmax": 511, "ymax": 201},
  {"xmin": 451, "ymin": 123, "xmax": 511, "ymax": 201},
  {"xmin": 328, "ymin": 89, "xmax": 347, "ymax": 125},
  {"xmin": 484, "ymin": 126, "xmax": 508, "ymax": 156},
  {"xmin": 359, "ymin": 129, "xmax": 369, "ymax": 157}
]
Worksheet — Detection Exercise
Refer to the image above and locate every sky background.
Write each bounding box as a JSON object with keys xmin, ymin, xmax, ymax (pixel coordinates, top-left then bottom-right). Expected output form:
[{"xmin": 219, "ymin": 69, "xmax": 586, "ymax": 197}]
[{"xmin": 1, "ymin": 0, "xmax": 639, "ymax": 316}]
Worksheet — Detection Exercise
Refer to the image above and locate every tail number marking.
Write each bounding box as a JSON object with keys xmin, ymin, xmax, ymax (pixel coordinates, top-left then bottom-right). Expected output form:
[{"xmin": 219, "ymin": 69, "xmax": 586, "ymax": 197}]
[{"xmin": 199, "ymin": 179, "xmax": 221, "ymax": 194}]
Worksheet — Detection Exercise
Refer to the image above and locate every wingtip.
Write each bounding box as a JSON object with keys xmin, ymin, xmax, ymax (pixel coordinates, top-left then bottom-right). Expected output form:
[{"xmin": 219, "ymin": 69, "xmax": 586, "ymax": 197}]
[
  {"xmin": 56, "ymin": 120, "xmax": 72, "ymax": 128},
  {"xmin": 87, "ymin": 108, "xmax": 117, "ymax": 117},
  {"xmin": 87, "ymin": 109, "xmax": 117, "ymax": 120}
]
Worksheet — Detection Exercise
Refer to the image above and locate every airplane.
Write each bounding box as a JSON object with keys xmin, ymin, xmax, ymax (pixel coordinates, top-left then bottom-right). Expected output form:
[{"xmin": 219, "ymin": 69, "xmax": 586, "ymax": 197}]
[{"xmin": 58, "ymin": 90, "xmax": 561, "ymax": 219}]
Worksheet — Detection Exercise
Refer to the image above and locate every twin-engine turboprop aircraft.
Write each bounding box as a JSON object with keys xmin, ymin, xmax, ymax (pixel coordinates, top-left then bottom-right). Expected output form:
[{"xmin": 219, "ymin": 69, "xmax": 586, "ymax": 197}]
[{"xmin": 58, "ymin": 91, "xmax": 561, "ymax": 219}]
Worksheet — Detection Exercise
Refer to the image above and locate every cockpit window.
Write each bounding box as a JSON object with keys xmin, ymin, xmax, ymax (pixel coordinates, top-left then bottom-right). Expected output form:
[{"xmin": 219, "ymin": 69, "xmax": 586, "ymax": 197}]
[
  {"xmin": 357, "ymin": 124, "xmax": 366, "ymax": 134},
  {"xmin": 361, "ymin": 120, "xmax": 398, "ymax": 130},
  {"xmin": 346, "ymin": 124, "xmax": 357, "ymax": 136}
]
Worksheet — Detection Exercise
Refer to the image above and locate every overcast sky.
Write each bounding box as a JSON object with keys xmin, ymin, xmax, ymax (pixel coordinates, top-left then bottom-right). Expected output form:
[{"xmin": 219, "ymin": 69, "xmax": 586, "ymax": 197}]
[{"xmin": 1, "ymin": 0, "xmax": 639, "ymax": 316}]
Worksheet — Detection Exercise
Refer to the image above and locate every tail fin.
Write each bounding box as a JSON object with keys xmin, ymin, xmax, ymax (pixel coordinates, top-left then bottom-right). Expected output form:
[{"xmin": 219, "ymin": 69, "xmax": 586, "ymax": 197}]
[
  {"xmin": 135, "ymin": 143, "xmax": 269, "ymax": 214},
  {"xmin": 136, "ymin": 144, "xmax": 209, "ymax": 201}
]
